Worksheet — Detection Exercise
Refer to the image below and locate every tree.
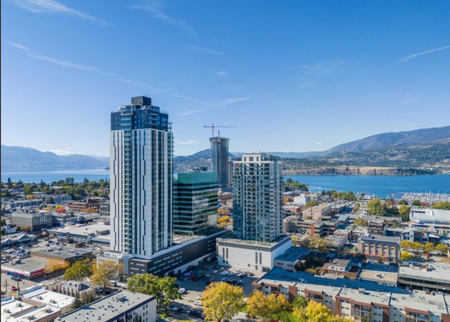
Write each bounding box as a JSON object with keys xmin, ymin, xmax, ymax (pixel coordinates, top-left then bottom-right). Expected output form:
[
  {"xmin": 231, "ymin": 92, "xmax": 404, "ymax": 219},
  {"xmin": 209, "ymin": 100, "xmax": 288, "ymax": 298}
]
[
  {"xmin": 127, "ymin": 274, "xmax": 181, "ymax": 307},
  {"xmin": 411, "ymin": 200, "xmax": 422, "ymax": 207},
  {"xmin": 72, "ymin": 293, "xmax": 83, "ymax": 309},
  {"xmin": 91, "ymin": 261, "xmax": 123, "ymax": 294},
  {"xmin": 432, "ymin": 202, "xmax": 450, "ymax": 210},
  {"xmin": 401, "ymin": 251, "xmax": 412, "ymax": 261},
  {"xmin": 436, "ymin": 244, "xmax": 449, "ymax": 254},
  {"xmin": 354, "ymin": 217, "xmax": 368, "ymax": 227},
  {"xmin": 247, "ymin": 291, "xmax": 272, "ymax": 321},
  {"xmin": 293, "ymin": 300, "xmax": 335, "ymax": 322},
  {"xmin": 64, "ymin": 260, "xmax": 93, "ymax": 282},
  {"xmin": 292, "ymin": 295, "xmax": 308, "ymax": 309},
  {"xmin": 305, "ymin": 201, "xmax": 319, "ymax": 209},
  {"xmin": 45, "ymin": 260, "xmax": 69, "ymax": 275},
  {"xmin": 401, "ymin": 240, "xmax": 413, "ymax": 249},
  {"xmin": 248, "ymin": 291, "xmax": 292, "ymax": 322},
  {"xmin": 399, "ymin": 205, "xmax": 411, "ymax": 221},
  {"xmin": 201, "ymin": 282, "xmax": 244, "ymax": 322},
  {"xmin": 423, "ymin": 242, "xmax": 435, "ymax": 254}
]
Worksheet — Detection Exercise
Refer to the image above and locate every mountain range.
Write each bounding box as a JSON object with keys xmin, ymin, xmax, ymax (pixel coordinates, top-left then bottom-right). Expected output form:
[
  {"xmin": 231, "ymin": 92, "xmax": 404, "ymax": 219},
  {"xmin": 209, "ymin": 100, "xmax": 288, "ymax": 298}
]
[
  {"xmin": 2, "ymin": 126, "xmax": 449, "ymax": 173},
  {"xmin": 1, "ymin": 145, "xmax": 109, "ymax": 172}
]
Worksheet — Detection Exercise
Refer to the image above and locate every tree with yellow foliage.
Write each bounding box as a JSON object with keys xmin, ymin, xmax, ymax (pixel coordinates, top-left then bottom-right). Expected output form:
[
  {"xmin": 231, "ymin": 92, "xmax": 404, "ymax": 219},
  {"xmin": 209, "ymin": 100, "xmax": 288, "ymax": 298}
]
[
  {"xmin": 91, "ymin": 260, "xmax": 123, "ymax": 294},
  {"xmin": 293, "ymin": 300, "xmax": 352, "ymax": 322},
  {"xmin": 201, "ymin": 282, "xmax": 244, "ymax": 322},
  {"xmin": 247, "ymin": 291, "xmax": 292, "ymax": 322},
  {"xmin": 45, "ymin": 260, "xmax": 69, "ymax": 275}
]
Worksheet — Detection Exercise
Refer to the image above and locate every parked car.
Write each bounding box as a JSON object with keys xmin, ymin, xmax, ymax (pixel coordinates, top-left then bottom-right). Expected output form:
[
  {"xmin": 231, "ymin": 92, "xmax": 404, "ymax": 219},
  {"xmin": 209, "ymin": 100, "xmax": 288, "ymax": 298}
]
[
  {"xmin": 212, "ymin": 270, "xmax": 218, "ymax": 274},
  {"xmin": 227, "ymin": 271, "xmax": 234, "ymax": 276},
  {"xmin": 194, "ymin": 301, "xmax": 202, "ymax": 306},
  {"xmin": 221, "ymin": 271, "xmax": 228, "ymax": 276},
  {"xmin": 178, "ymin": 288, "xmax": 186, "ymax": 294},
  {"xmin": 188, "ymin": 310, "xmax": 202, "ymax": 318},
  {"xmin": 11, "ymin": 286, "xmax": 18, "ymax": 291},
  {"xmin": 197, "ymin": 293, "xmax": 203, "ymax": 299}
]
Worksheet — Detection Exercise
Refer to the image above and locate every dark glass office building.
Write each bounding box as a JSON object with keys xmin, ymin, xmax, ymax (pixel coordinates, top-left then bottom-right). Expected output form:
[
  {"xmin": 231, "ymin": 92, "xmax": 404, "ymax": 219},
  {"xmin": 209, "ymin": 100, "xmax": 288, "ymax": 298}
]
[
  {"xmin": 210, "ymin": 136, "xmax": 230, "ymax": 189},
  {"xmin": 173, "ymin": 171, "xmax": 219, "ymax": 235}
]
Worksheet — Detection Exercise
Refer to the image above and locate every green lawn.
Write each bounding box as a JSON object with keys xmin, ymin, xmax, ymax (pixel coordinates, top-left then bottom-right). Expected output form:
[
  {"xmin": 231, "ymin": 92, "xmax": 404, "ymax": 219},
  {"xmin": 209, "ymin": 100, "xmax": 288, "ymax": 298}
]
[{"xmin": 240, "ymin": 304, "xmax": 248, "ymax": 313}]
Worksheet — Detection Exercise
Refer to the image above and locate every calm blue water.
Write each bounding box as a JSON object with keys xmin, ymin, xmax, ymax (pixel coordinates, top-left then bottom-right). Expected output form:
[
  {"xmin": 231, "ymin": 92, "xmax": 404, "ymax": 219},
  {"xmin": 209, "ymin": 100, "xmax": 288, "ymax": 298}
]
[
  {"xmin": 1, "ymin": 170, "xmax": 449, "ymax": 198},
  {"xmin": 1, "ymin": 169, "xmax": 110, "ymax": 184},
  {"xmin": 285, "ymin": 175, "xmax": 450, "ymax": 198}
]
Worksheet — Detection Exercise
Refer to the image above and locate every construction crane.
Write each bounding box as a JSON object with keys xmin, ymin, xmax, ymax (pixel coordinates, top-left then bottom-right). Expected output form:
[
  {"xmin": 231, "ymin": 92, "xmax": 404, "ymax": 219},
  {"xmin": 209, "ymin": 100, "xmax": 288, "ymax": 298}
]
[{"xmin": 203, "ymin": 123, "xmax": 237, "ymax": 137}]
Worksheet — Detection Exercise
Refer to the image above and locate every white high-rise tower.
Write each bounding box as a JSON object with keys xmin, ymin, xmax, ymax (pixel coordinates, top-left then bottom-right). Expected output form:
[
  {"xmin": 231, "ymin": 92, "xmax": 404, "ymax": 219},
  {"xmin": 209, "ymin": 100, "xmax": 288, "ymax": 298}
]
[
  {"xmin": 110, "ymin": 96, "xmax": 173, "ymax": 256},
  {"xmin": 232, "ymin": 153, "xmax": 283, "ymax": 242}
]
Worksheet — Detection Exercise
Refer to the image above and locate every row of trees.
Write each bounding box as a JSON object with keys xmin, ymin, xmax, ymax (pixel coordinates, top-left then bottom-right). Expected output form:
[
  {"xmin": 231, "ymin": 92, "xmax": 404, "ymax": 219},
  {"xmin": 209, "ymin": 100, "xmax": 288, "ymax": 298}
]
[
  {"xmin": 285, "ymin": 178, "xmax": 309, "ymax": 191},
  {"xmin": 2, "ymin": 178, "xmax": 109, "ymax": 201},
  {"xmin": 400, "ymin": 241, "xmax": 449, "ymax": 254},
  {"xmin": 366, "ymin": 199, "xmax": 411, "ymax": 221},
  {"xmin": 199, "ymin": 282, "xmax": 352, "ymax": 322},
  {"xmin": 64, "ymin": 260, "xmax": 123, "ymax": 294}
]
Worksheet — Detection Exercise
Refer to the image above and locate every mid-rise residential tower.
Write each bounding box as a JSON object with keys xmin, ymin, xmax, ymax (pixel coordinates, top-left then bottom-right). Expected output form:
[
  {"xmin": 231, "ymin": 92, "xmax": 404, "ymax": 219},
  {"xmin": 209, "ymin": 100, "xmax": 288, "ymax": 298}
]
[{"xmin": 232, "ymin": 153, "xmax": 283, "ymax": 242}]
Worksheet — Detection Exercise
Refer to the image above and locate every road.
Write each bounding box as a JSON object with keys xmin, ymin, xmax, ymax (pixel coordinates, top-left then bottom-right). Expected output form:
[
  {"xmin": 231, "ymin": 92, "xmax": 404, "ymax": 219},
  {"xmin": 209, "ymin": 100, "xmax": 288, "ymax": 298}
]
[{"xmin": 1, "ymin": 273, "xmax": 38, "ymax": 296}]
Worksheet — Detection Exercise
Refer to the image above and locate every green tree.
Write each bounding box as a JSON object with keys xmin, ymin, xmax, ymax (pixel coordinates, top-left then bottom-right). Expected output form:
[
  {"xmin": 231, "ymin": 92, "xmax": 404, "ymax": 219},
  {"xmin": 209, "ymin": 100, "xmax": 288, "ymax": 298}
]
[
  {"xmin": 127, "ymin": 274, "xmax": 181, "ymax": 307},
  {"xmin": 399, "ymin": 205, "xmax": 411, "ymax": 221},
  {"xmin": 411, "ymin": 200, "xmax": 422, "ymax": 207},
  {"xmin": 432, "ymin": 202, "xmax": 450, "ymax": 210},
  {"xmin": 354, "ymin": 217, "xmax": 368, "ymax": 227},
  {"xmin": 305, "ymin": 201, "xmax": 319, "ymax": 209},
  {"xmin": 201, "ymin": 282, "xmax": 244, "ymax": 322},
  {"xmin": 64, "ymin": 260, "xmax": 93, "ymax": 282},
  {"xmin": 292, "ymin": 295, "xmax": 308, "ymax": 309}
]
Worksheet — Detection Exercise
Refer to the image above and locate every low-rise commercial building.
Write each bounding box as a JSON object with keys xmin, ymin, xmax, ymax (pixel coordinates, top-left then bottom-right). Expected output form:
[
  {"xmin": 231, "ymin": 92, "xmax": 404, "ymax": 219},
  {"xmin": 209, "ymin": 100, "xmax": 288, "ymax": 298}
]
[
  {"xmin": 127, "ymin": 229, "xmax": 230, "ymax": 276},
  {"xmin": 410, "ymin": 208, "xmax": 450, "ymax": 236},
  {"xmin": 303, "ymin": 204, "xmax": 334, "ymax": 220},
  {"xmin": 57, "ymin": 290, "xmax": 157, "ymax": 322},
  {"xmin": 359, "ymin": 234, "xmax": 401, "ymax": 262},
  {"xmin": 217, "ymin": 235, "xmax": 292, "ymax": 272},
  {"xmin": 21, "ymin": 285, "xmax": 75, "ymax": 315},
  {"xmin": 1, "ymin": 257, "xmax": 48, "ymax": 280},
  {"xmin": 399, "ymin": 262, "xmax": 450, "ymax": 292},
  {"xmin": 1, "ymin": 296, "xmax": 61, "ymax": 322},
  {"xmin": 274, "ymin": 247, "xmax": 311, "ymax": 273},
  {"xmin": 31, "ymin": 246, "xmax": 93, "ymax": 264},
  {"xmin": 11, "ymin": 211, "xmax": 54, "ymax": 232}
]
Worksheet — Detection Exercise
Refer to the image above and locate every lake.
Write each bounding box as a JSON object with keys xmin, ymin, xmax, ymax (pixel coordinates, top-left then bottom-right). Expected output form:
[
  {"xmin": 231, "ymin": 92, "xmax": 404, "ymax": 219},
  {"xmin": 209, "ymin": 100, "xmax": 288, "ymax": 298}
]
[
  {"xmin": 285, "ymin": 174, "xmax": 450, "ymax": 198},
  {"xmin": 1, "ymin": 170, "xmax": 449, "ymax": 198}
]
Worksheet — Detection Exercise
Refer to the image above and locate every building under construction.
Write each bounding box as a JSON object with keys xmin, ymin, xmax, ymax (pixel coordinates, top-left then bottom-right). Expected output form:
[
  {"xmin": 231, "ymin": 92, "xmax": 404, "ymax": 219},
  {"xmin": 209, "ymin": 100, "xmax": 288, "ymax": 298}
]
[{"xmin": 210, "ymin": 136, "xmax": 230, "ymax": 188}]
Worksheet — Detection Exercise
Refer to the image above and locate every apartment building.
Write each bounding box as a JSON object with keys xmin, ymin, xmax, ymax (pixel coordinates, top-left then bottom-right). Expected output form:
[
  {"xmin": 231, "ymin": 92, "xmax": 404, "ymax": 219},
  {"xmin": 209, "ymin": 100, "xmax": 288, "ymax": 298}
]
[{"xmin": 252, "ymin": 267, "xmax": 450, "ymax": 322}]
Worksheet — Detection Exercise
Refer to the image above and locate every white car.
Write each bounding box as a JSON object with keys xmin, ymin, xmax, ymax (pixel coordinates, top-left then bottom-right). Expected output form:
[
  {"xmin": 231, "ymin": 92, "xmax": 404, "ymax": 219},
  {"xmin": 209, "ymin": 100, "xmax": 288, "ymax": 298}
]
[
  {"xmin": 194, "ymin": 301, "xmax": 202, "ymax": 306},
  {"xmin": 212, "ymin": 270, "xmax": 218, "ymax": 274},
  {"xmin": 227, "ymin": 271, "xmax": 233, "ymax": 276},
  {"xmin": 178, "ymin": 288, "xmax": 186, "ymax": 294},
  {"xmin": 221, "ymin": 271, "xmax": 228, "ymax": 276},
  {"xmin": 197, "ymin": 293, "xmax": 203, "ymax": 299}
]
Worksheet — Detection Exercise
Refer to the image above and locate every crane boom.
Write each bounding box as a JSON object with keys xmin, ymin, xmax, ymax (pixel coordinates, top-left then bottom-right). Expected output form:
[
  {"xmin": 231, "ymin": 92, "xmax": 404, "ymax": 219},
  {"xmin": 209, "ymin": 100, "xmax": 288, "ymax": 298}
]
[{"xmin": 203, "ymin": 123, "xmax": 237, "ymax": 137}]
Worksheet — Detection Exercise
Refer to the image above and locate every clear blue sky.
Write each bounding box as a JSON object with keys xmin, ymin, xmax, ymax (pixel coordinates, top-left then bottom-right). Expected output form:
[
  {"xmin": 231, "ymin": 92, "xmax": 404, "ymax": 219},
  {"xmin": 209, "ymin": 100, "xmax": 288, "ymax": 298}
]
[{"xmin": 2, "ymin": 0, "xmax": 450, "ymax": 156}]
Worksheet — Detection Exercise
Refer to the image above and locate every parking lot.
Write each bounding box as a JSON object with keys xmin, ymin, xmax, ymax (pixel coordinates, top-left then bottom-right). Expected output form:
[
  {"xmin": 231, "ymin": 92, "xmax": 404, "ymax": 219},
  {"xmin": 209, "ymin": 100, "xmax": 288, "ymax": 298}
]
[{"xmin": 169, "ymin": 259, "xmax": 265, "ymax": 319}]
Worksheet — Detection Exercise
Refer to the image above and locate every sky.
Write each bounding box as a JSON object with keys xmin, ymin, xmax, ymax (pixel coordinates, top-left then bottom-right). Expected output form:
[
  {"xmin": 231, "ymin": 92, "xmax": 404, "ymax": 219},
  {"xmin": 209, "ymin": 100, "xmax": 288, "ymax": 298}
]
[{"xmin": 1, "ymin": 0, "xmax": 450, "ymax": 156}]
